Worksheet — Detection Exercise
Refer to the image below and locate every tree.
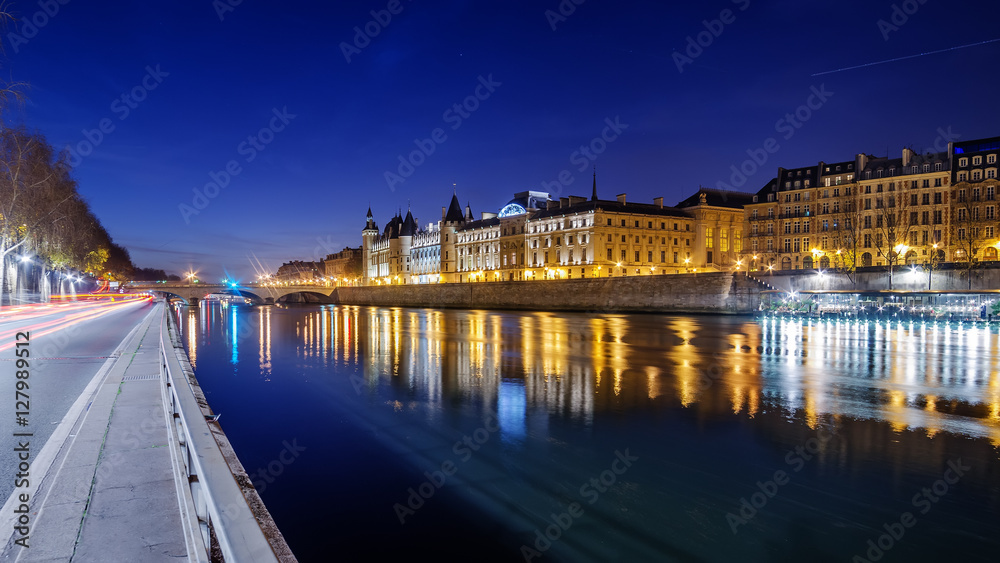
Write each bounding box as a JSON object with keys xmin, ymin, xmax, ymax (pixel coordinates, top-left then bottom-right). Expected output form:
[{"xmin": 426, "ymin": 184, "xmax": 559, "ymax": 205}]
[
  {"xmin": 0, "ymin": 9, "xmax": 28, "ymax": 120},
  {"xmin": 0, "ymin": 126, "xmax": 134, "ymax": 298},
  {"xmin": 950, "ymin": 181, "xmax": 996, "ymax": 290},
  {"xmin": 872, "ymin": 183, "xmax": 914, "ymax": 290},
  {"xmin": 0, "ymin": 126, "xmax": 76, "ymax": 293},
  {"xmin": 835, "ymin": 182, "xmax": 864, "ymax": 285}
]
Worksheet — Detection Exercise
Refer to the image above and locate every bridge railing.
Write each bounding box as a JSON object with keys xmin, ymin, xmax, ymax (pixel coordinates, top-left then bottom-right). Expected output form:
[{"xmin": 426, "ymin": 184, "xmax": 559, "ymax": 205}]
[{"xmin": 159, "ymin": 305, "xmax": 296, "ymax": 562}]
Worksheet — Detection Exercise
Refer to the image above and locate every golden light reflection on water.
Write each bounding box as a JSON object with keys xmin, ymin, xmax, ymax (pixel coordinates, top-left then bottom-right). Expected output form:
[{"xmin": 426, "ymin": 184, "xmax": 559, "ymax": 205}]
[
  {"xmin": 187, "ymin": 309, "xmax": 197, "ymax": 369},
  {"xmin": 239, "ymin": 306, "xmax": 1000, "ymax": 444}
]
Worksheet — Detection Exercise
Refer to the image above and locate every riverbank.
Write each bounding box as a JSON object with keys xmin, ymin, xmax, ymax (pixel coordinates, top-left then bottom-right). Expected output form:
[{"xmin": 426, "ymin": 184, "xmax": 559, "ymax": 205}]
[{"xmin": 334, "ymin": 272, "xmax": 764, "ymax": 314}]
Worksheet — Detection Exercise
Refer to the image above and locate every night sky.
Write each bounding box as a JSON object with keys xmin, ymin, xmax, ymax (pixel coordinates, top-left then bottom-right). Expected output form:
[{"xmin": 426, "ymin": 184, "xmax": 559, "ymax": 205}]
[{"xmin": 6, "ymin": 0, "xmax": 1000, "ymax": 281}]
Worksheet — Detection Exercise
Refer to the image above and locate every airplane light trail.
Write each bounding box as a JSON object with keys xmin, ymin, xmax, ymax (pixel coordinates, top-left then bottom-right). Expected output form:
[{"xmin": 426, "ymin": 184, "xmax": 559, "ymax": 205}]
[{"xmin": 812, "ymin": 38, "xmax": 1000, "ymax": 76}]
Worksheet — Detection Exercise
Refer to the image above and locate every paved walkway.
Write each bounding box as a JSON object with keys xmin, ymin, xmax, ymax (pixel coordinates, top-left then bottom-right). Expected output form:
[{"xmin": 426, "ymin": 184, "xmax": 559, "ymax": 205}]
[{"xmin": 8, "ymin": 303, "xmax": 189, "ymax": 562}]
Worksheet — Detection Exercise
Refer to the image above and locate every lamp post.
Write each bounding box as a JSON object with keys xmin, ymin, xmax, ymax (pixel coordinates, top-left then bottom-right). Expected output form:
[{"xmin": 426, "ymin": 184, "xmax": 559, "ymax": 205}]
[{"xmin": 683, "ymin": 257, "xmax": 691, "ymax": 274}]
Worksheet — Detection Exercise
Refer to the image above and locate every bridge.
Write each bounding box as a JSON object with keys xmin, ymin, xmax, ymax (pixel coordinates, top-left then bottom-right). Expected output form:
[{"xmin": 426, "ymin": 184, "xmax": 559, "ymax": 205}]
[{"xmin": 125, "ymin": 282, "xmax": 338, "ymax": 305}]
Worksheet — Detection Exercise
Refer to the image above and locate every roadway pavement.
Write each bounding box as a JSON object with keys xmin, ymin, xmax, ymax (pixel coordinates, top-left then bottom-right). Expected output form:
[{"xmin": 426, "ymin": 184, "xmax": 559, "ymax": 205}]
[{"xmin": 0, "ymin": 298, "xmax": 191, "ymax": 561}]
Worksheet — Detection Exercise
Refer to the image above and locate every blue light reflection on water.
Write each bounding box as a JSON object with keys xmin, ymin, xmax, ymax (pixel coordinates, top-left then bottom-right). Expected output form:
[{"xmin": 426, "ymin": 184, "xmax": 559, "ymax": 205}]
[{"xmin": 175, "ymin": 303, "xmax": 1000, "ymax": 562}]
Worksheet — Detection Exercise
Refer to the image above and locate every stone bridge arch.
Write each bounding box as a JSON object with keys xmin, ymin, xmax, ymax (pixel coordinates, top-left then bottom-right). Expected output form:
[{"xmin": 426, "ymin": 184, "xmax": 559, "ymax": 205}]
[{"xmin": 123, "ymin": 283, "xmax": 338, "ymax": 306}]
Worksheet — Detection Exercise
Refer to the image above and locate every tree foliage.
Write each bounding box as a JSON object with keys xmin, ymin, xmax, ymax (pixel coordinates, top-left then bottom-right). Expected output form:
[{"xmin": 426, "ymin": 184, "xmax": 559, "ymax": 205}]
[{"xmin": 0, "ymin": 126, "xmax": 134, "ymax": 290}]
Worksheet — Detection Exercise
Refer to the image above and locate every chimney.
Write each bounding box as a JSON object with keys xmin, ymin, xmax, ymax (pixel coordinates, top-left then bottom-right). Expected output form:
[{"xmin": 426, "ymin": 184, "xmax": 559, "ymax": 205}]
[
  {"xmin": 856, "ymin": 153, "xmax": 868, "ymax": 172},
  {"xmin": 560, "ymin": 197, "xmax": 568, "ymax": 208},
  {"xmin": 653, "ymin": 197, "xmax": 663, "ymax": 208},
  {"xmin": 616, "ymin": 193, "xmax": 626, "ymax": 204},
  {"xmin": 442, "ymin": 206, "xmax": 446, "ymax": 220},
  {"xmin": 902, "ymin": 148, "xmax": 915, "ymax": 167}
]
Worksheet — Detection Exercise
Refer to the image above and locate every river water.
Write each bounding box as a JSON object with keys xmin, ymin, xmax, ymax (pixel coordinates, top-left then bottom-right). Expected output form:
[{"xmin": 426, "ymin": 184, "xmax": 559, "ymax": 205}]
[{"xmin": 173, "ymin": 302, "xmax": 1000, "ymax": 562}]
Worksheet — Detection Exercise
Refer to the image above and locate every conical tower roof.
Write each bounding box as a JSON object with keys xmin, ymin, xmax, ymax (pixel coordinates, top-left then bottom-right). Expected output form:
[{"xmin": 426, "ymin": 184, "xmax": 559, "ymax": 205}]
[
  {"xmin": 445, "ymin": 193, "xmax": 464, "ymax": 222},
  {"xmin": 401, "ymin": 209, "xmax": 417, "ymax": 236}
]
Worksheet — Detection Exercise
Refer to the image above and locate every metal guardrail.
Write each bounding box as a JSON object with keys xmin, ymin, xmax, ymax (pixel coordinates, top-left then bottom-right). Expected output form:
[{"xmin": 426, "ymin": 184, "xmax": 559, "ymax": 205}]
[{"xmin": 158, "ymin": 305, "xmax": 292, "ymax": 562}]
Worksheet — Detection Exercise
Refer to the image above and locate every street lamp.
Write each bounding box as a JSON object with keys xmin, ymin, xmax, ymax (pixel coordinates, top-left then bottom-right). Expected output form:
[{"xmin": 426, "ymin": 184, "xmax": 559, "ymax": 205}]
[{"xmin": 684, "ymin": 257, "xmax": 691, "ymax": 273}]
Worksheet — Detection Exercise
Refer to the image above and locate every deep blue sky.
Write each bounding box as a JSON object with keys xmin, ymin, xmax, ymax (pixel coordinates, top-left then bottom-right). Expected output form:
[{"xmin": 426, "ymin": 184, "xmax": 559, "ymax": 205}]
[{"xmin": 6, "ymin": 0, "xmax": 1000, "ymax": 280}]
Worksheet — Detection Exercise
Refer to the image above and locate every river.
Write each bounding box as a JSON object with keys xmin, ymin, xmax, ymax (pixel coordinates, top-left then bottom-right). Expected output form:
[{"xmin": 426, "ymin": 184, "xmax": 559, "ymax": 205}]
[{"xmin": 173, "ymin": 302, "xmax": 1000, "ymax": 562}]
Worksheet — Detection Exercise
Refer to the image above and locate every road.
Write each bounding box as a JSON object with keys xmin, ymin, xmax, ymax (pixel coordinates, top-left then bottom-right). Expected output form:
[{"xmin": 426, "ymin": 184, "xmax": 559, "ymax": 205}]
[{"xmin": 0, "ymin": 296, "xmax": 155, "ymax": 502}]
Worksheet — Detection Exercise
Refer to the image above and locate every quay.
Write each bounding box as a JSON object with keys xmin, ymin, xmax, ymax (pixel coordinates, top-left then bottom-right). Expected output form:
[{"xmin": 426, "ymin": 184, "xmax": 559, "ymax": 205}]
[{"xmin": 0, "ymin": 301, "xmax": 295, "ymax": 562}]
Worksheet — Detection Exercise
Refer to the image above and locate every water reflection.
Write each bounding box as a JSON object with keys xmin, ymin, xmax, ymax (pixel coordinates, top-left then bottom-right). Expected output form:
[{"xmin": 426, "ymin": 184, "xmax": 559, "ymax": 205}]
[
  {"xmin": 197, "ymin": 305, "xmax": 1000, "ymax": 446},
  {"xmin": 178, "ymin": 303, "xmax": 1000, "ymax": 561}
]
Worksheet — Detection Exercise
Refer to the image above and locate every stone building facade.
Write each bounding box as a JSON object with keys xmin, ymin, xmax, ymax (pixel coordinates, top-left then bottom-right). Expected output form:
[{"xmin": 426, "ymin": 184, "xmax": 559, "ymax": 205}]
[
  {"xmin": 361, "ymin": 179, "xmax": 749, "ymax": 285},
  {"xmin": 744, "ymin": 136, "xmax": 1000, "ymax": 273}
]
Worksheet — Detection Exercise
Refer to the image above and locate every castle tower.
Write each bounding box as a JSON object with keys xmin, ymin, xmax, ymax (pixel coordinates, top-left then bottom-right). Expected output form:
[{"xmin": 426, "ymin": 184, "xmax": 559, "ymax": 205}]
[
  {"xmin": 361, "ymin": 206, "xmax": 378, "ymax": 285},
  {"xmin": 440, "ymin": 193, "xmax": 465, "ymax": 282},
  {"xmin": 399, "ymin": 209, "xmax": 417, "ymax": 284}
]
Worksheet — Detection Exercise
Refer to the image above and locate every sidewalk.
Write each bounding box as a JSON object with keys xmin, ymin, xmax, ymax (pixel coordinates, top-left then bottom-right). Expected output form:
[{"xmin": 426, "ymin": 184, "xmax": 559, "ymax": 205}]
[{"xmin": 10, "ymin": 303, "xmax": 189, "ymax": 562}]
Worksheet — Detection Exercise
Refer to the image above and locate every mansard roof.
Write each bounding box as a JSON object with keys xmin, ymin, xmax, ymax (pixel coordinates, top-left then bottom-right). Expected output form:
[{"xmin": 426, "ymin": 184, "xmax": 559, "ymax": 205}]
[
  {"xmin": 676, "ymin": 188, "xmax": 755, "ymax": 209},
  {"xmin": 530, "ymin": 198, "xmax": 692, "ymax": 220}
]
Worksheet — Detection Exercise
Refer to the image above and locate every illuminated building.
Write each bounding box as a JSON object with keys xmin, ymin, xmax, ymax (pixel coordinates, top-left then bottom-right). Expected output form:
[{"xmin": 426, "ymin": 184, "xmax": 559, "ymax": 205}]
[
  {"xmin": 361, "ymin": 176, "xmax": 750, "ymax": 285},
  {"xmin": 744, "ymin": 136, "xmax": 1000, "ymax": 271},
  {"xmin": 322, "ymin": 247, "xmax": 362, "ymax": 284}
]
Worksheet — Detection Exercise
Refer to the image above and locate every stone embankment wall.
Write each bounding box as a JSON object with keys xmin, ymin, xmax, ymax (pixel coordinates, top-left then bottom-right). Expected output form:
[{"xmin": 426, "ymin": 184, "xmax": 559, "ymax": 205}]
[
  {"xmin": 757, "ymin": 265, "xmax": 1000, "ymax": 292},
  {"xmin": 334, "ymin": 273, "xmax": 762, "ymax": 314}
]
